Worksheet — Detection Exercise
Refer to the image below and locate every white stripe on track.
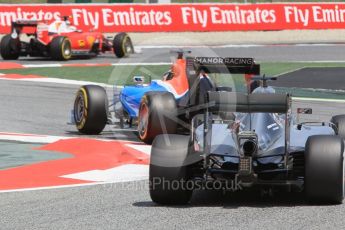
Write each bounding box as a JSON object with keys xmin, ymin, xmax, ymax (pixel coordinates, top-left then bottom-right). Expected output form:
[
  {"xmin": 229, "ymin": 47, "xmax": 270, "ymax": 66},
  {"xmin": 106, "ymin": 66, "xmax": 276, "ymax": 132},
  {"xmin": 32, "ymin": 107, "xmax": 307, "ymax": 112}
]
[
  {"xmin": 61, "ymin": 164, "xmax": 149, "ymax": 183},
  {"xmin": 0, "ymin": 77, "xmax": 113, "ymax": 87},
  {"xmin": 22, "ymin": 64, "xmax": 63, "ymax": 68},
  {"xmin": 135, "ymin": 43, "xmax": 345, "ymax": 49},
  {"xmin": 292, "ymin": 97, "xmax": 345, "ymax": 103},
  {"xmin": 0, "ymin": 181, "xmax": 118, "ymax": 193},
  {"xmin": 19, "ymin": 62, "xmax": 171, "ymax": 68},
  {"xmin": 0, "ymin": 132, "xmax": 72, "ymax": 143}
]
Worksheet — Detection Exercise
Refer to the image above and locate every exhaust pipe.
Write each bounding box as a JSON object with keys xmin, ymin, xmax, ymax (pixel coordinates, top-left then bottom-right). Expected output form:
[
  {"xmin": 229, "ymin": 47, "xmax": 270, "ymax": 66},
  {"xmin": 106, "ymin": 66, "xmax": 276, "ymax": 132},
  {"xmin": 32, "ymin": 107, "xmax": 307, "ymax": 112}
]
[{"xmin": 242, "ymin": 140, "xmax": 257, "ymax": 156}]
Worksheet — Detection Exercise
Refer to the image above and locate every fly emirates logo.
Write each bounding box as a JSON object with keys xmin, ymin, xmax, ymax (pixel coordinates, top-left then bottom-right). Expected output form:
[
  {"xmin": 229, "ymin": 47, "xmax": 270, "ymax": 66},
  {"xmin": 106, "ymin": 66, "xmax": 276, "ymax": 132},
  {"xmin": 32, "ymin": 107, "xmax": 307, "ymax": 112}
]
[
  {"xmin": 284, "ymin": 5, "xmax": 345, "ymax": 27},
  {"xmin": 180, "ymin": 5, "xmax": 345, "ymax": 28},
  {"xmin": 181, "ymin": 6, "xmax": 276, "ymax": 28}
]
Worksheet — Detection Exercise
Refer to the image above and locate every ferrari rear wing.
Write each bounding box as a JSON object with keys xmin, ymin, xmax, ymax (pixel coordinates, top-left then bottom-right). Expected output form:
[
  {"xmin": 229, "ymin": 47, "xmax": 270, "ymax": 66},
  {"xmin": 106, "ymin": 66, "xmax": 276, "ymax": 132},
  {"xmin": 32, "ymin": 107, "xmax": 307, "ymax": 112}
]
[
  {"xmin": 187, "ymin": 57, "xmax": 260, "ymax": 75},
  {"xmin": 11, "ymin": 20, "xmax": 39, "ymax": 35},
  {"xmin": 206, "ymin": 92, "xmax": 290, "ymax": 113},
  {"xmin": 12, "ymin": 20, "xmax": 38, "ymax": 27}
]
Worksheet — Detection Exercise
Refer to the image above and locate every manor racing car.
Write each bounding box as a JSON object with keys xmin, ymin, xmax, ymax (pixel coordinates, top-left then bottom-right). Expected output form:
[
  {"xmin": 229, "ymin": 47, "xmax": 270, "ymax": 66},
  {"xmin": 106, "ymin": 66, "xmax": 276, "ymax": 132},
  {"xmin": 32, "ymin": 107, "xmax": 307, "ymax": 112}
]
[
  {"xmin": 148, "ymin": 58, "xmax": 345, "ymax": 205},
  {"xmin": 0, "ymin": 17, "xmax": 133, "ymax": 61},
  {"xmin": 70, "ymin": 52, "xmax": 259, "ymax": 144}
]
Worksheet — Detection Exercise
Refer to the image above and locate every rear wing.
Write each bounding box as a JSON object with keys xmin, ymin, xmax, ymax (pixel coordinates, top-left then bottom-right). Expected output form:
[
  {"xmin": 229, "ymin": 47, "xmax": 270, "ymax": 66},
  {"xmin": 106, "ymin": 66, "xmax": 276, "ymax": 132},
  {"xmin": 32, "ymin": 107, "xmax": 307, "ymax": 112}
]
[
  {"xmin": 11, "ymin": 20, "xmax": 39, "ymax": 34},
  {"xmin": 207, "ymin": 92, "xmax": 290, "ymax": 113},
  {"xmin": 187, "ymin": 57, "xmax": 260, "ymax": 75},
  {"xmin": 201, "ymin": 92, "xmax": 291, "ymax": 170},
  {"xmin": 185, "ymin": 56, "xmax": 260, "ymax": 106},
  {"xmin": 12, "ymin": 20, "xmax": 38, "ymax": 27}
]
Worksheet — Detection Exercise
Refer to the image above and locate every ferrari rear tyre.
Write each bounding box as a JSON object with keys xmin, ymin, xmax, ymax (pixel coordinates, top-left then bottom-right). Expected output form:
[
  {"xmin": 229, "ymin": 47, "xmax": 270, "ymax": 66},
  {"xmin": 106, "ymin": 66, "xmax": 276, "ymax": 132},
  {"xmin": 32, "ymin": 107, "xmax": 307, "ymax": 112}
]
[
  {"xmin": 74, "ymin": 85, "xmax": 108, "ymax": 135},
  {"xmin": 149, "ymin": 134, "xmax": 193, "ymax": 205},
  {"xmin": 138, "ymin": 92, "xmax": 178, "ymax": 144},
  {"xmin": 0, "ymin": 34, "xmax": 20, "ymax": 60},
  {"xmin": 305, "ymin": 135, "xmax": 344, "ymax": 204},
  {"xmin": 50, "ymin": 36, "xmax": 72, "ymax": 61},
  {"xmin": 113, "ymin": 33, "xmax": 133, "ymax": 58},
  {"xmin": 331, "ymin": 115, "xmax": 345, "ymax": 139}
]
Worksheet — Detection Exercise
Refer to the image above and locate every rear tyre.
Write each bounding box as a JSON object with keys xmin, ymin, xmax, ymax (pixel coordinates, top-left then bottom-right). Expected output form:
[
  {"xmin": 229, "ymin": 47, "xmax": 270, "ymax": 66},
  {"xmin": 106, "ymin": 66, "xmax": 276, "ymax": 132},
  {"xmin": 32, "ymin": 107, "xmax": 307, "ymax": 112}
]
[
  {"xmin": 74, "ymin": 85, "xmax": 108, "ymax": 135},
  {"xmin": 50, "ymin": 36, "xmax": 72, "ymax": 61},
  {"xmin": 138, "ymin": 92, "xmax": 178, "ymax": 144},
  {"xmin": 305, "ymin": 135, "xmax": 344, "ymax": 204},
  {"xmin": 331, "ymin": 115, "xmax": 345, "ymax": 139},
  {"xmin": 0, "ymin": 34, "xmax": 20, "ymax": 60},
  {"xmin": 149, "ymin": 134, "xmax": 193, "ymax": 205},
  {"xmin": 113, "ymin": 33, "xmax": 133, "ymax": 58}
]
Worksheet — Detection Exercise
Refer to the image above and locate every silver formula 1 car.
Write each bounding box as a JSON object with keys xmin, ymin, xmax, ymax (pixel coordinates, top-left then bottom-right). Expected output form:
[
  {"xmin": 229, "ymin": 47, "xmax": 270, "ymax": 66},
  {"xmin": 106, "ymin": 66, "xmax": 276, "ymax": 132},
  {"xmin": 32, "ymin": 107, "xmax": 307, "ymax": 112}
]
[{"xmin": 149, "ymin": 57, "xmax": 345, "ymax": 205}]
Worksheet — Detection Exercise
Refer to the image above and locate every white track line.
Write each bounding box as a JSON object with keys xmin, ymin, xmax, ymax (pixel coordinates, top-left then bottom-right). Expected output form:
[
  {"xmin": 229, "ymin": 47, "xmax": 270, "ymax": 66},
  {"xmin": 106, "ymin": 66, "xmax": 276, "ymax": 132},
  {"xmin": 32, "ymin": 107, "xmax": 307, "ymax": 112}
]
[
  {"xmin": 0, "ymin": 76, "xmax": 113, "ymax": 87},
  {"xmin": 293, "ymin": 97, "xmax": 345, "ymax": 103},
  {"xmin": 19, "ymin": 62, "xmax": 171, "ymax": 68},
  {"xmin": 61, "ymin": 164, "xmax": 149, "ymax": 183},
  {"xmin": 0, "ymin": 132, "xmax": 73, "ymax": 143},
  {"xmin": 111, "ymin": 62, "xmax": 170, "ymax": 66},
  {"xmin": 135, "ymin": 43, "xmax": 345, "ymax": 49},
  {"xmin": 0, "ymin": 181, "xmax": 120, "ymax": 193},
  {"xmin": 22, "ymin": 64, "xmax": 63, "ymax": 68}
]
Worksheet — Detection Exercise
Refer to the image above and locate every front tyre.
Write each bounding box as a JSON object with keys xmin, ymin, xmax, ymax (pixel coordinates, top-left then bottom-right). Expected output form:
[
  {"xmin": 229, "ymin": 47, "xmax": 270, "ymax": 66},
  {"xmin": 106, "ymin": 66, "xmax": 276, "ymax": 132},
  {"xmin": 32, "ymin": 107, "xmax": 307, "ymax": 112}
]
[
  {"xmin": 138, "ymin": 92, "xmax": 178, "ymax": 144},
  {"xmin": 50, "ymin": 36, "xmax": 72, "ymax": 61},
  {"xmin": 113, "ymin": 33, "xmax": 133, "ymax": 58},
  {"xmin": 305, "ymin": 135, "xmax": 344, "ymax": 204},
  {"xmin": 74, "ymin": 85, "xmax": 108, "ymax": 135},
  {"xmin": 149, "ymin": 134, "xmax": 193, "ymax": 205},
  {"xmin": 0, "ymin": 34, "xmax": 20, "ymax": 60}
]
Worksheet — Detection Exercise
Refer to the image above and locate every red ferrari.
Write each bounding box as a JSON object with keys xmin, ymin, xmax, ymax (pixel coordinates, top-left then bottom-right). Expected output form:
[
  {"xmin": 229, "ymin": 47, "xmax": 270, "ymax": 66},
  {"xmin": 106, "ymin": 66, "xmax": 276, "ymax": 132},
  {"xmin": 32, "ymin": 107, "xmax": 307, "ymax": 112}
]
[{"xmin": 0, "ymin": 16, "xmax": 134, "ymax": 61}]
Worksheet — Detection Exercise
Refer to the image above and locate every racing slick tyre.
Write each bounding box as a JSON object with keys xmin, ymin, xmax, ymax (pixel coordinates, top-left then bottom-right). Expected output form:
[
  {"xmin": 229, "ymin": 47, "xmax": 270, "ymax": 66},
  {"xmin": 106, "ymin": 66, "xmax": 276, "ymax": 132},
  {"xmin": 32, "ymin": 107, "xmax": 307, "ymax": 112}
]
[
  {"xmin": 50, "ymin": 36, "xmax": 72, "ymax": 61},
  {"xmin": 149, "ymin": 134, "xmax": 193, "ymax": 205},
  {"xmin": 74, "ymin": 85, "xmax": 108, "ymax": 135},
  {"xmin": 113, "ymin": 33, "xmax": 133, "ymax": 58},
  {"xmin": 138, "ymin": 92, "xmax": 178, "ymax": 144},
  {"xmin": 0, "ymin": 34, "xmax": 20, "ymax": 60},
  {"xmin": 305, "ymin": 135, "xmax": 344, "ymax": 204},
  {"xmin": 331, "ymin": 115, "xmax": 345, "ymax": 139}
]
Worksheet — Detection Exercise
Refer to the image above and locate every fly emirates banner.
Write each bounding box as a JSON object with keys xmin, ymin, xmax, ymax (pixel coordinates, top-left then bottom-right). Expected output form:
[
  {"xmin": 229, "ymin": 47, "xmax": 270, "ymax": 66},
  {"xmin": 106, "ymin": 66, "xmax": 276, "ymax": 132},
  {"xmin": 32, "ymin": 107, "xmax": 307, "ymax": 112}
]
[{"xmin": 0, "ymin": 3, "xmax": 345, "ymax": 33}]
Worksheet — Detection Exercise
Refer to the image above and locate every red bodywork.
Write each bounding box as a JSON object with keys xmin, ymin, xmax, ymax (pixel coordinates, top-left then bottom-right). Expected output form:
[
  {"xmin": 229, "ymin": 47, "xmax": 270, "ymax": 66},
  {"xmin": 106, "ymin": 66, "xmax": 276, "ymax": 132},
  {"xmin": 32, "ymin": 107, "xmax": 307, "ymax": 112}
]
[{"xmin": 14, "ymin": 19, "xmax": 112, "ymax": 55}]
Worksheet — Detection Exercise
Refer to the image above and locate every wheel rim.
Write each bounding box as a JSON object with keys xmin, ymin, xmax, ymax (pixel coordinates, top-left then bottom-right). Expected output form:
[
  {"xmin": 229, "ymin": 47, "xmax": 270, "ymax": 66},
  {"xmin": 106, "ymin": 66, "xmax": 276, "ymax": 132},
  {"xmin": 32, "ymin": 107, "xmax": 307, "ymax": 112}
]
[
  {"xmin": 62, "ymin": 39, "xmax": 72, "ymax": 59},
  {"xmin": 74, "ymin": 93, "xmax": 85, "ymax": 123},
  {"xmin": 138, "ymin": 103, "xmax": 149, "ymax": 138},
  {"xmin": 124, "ymin": 38, "xmax": 132, "ymax": 54}
]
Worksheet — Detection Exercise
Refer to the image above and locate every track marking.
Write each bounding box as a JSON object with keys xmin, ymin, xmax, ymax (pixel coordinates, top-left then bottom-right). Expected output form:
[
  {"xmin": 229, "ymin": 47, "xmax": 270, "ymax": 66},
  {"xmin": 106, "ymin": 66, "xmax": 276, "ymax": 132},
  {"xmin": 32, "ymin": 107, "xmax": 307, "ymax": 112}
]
[
  {"xmin": 126, "ymin": 144, "xmax": 152, "ymax": 155},
  {"xmin": 0, "ymin": 75, "xmax": 113, "ymax": 87},
  {"xmin": 135, "ymin": 43, "xmax": 345, "ymax": 49},
  {"xmin": 274, "ymin": 67, "xmax": 305, "ymax": 77},
  {"xmin": 0, "ymin": 136, "xmax": 150, "ymax": 191},
  {"xmin": 0, "ymin": 132, "xmax": 73, "ymax": 143},
  {"xmin": 292, "ymin": 97, "xmax": 345, "ymax": 103},
  {"xmin": 0, "ymin": 62, "xmax": 171, "ymax": 70},
  {"xmin": 0, "ymin": 180, "xmax": 133, "ymax": 193},
  {"xmin": 62, "ymin": 164, "xmax": 149, "ymax": 182}
]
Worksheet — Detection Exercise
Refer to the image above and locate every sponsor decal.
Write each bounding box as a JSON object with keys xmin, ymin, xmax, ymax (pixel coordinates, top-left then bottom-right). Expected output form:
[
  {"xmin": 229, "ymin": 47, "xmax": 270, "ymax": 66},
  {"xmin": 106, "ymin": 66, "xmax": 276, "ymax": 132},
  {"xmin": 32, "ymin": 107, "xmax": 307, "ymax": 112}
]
[
  {"xmin": 194, "ymin": 57, "xmax": 254, "ymax": 65},
  {"xmin": 78, "ymin": 39, "xmax": 85, "ymax": 47},
  {"xmin": 1, "ymin": 3, "xmax": 345, "ymax": 32}
]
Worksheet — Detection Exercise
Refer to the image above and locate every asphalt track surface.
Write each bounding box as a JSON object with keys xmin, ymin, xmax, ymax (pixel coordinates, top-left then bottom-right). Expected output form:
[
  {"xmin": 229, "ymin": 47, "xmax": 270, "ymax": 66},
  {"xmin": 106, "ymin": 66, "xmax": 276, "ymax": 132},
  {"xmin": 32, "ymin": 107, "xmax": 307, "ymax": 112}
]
[
  {"xmin": 2, "ymin": 45, "xmax": 345, "ymax": 229},
  {"xmin": 272, "ymin": 67, "xmax": 345, "ymax": 90},
  {"xmin": 0, "ymin": 78, "xmax": 343, "ymax": 138},
  {"xmin": 2, "ymin": 44, "xmax": 345, "ymax": 64}
]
